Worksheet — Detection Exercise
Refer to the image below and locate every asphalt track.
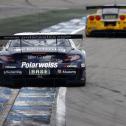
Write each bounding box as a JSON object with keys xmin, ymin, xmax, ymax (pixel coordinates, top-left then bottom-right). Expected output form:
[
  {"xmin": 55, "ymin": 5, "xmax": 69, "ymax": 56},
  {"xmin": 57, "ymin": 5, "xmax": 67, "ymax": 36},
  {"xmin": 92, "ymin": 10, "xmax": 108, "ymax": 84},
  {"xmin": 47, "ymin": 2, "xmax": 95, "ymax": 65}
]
[
  {"xmin": 66, "ymin": 37, "xmax": 126, "ymax": 126},
  {"xmin": 0, "ymin": 0, "xmax": 126, "ymax": 19},
  {"xmin": 1, "ymin": 0, "xmax": 126, "ymax": 126}
]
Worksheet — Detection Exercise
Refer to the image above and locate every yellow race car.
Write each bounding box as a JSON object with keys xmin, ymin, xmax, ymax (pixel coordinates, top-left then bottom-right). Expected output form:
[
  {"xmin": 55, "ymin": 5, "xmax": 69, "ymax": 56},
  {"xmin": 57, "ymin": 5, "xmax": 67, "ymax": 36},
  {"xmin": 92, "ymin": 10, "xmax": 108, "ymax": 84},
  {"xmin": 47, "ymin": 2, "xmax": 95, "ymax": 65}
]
[{"xmin": 85, "ymin": 5, "xmax": 126, "ymax": 37}]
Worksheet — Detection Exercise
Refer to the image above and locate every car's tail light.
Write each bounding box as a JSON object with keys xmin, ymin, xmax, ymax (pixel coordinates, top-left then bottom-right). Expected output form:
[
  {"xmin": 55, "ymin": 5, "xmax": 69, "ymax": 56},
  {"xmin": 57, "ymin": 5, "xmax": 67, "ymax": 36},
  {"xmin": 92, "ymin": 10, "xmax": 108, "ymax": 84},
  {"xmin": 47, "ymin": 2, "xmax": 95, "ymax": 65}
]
[
  {"xmin": 95, "ymin": 15, "xmax": 101, "ymax": 21},
  {"xmin": 0, "ymin": 56, "xmax": 15, "ymax": 62},
  {"xmin": 120, "ymin": 15, "xmax": 125, "ymax": 20},
  {"xmin": 64, "ymin": 55, "xmax": 80, "ymax": 62},
  {"xmin": 89, "ymin": 16, "xmax": 95, "ymax": 21}
]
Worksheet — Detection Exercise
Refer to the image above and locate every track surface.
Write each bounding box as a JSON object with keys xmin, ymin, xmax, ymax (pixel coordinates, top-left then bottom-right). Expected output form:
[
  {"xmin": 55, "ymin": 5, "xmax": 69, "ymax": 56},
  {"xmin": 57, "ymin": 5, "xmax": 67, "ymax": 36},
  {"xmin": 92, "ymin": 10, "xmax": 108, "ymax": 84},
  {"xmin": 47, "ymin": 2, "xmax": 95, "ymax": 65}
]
[
  {"xmin": 0, "ymin": 0, "xmax": 126, "ymax": 19},
  {"xmin": 1, "ymin": 0, "xmax": 126, "ymax": 126},
  {"xmin": 66, "ymin": 38, "xmax": 126, "ymax": 126}
]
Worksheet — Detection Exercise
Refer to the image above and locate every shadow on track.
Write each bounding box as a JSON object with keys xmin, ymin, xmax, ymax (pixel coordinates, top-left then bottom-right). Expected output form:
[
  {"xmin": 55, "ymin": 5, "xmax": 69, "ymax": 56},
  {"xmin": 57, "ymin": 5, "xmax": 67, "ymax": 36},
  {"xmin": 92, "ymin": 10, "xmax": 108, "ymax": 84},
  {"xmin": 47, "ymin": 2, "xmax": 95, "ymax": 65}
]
[
  {"xmin": 87, "ymin": 31, "xmax": 126, "ymax": 38},
  {"xmin": 0, "ymin": 80, "xmax": 85, "ymax": 89}
]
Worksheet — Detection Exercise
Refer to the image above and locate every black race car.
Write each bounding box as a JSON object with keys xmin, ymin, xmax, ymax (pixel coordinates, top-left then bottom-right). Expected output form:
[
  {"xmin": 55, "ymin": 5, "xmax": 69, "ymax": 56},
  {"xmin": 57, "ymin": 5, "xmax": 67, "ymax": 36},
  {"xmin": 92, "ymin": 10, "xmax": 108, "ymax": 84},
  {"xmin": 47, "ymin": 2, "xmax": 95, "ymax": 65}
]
[{"xmin": 0, "ymin": 32, "xmax": 86, "ymax": 87}]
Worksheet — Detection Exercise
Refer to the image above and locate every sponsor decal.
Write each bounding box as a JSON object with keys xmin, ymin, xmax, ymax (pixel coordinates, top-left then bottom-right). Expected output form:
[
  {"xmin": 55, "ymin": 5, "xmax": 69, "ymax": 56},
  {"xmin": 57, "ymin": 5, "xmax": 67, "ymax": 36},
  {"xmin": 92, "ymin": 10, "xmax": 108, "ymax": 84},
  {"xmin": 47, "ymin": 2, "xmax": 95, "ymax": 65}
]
[
  {"xmin": 57, "ymin": 69, "xmax": 76, "ymax": 74},
  {"xmin": 21, "ymin": 62, "xmax": 58, "ymax": 68},
  {"xmin": 4, "ymin": 66, "xmax": 16, "ymax": 68},
  {"xmin": 67, "ymin": 65, "xmax": 77, "ymax": 68},
  {"xmin": 29, "ymin": 69, "xmax": 50, "ymax": 75},
  {"xmin": 27, "ymin": 55, "xmax": 52, "ymax": 60},
  {"xmin": 81, "ymin": 63, "xmax": 85, "ymax": 67},
  {"xmin": 4, "ymin": 70, "xmax": 22, "ymax": 75},
  {"xmin": 0, "ymin": 34, "xmax": 83, "ymax": 40},
  {"xmin": 62, "ymin": 70, "xmax": 76, "ymax": 74},
  {"xmin": 13, "ymin": 47, "xmax": 66, "ymax": 52}
]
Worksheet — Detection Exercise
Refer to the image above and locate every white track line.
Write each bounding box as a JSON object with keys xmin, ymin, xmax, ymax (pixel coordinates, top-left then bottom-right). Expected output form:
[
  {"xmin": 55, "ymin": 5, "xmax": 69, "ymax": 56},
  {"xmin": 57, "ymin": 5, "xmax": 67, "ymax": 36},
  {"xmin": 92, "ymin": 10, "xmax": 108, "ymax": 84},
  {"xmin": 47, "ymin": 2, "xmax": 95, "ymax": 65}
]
[
  {"xmin": 71, "ymin": 26, "xmax": 85, "ymax": 34},
  {"xmin": 56, "ymin": 87, "xmax": 67, "ymax": 126},
  {"xmin": 56, "ymin": 19, "xmax": 86, "ymax": 126}
]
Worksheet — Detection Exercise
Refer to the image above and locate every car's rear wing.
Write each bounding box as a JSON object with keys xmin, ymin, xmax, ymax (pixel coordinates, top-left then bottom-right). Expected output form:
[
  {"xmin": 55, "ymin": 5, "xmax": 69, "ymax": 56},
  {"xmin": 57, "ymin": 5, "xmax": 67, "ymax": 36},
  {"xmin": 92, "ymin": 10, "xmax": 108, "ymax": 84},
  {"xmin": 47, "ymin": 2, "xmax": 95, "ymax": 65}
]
[
  {"xmin": 86, "ymin": 5, "xmax": 126, "ymax": 10},
  {"xmin": 0, "ymin": 34, "xmax": 83, "ymax": 52},
  {"xmin": 0, "ymin": 34, "xmax": 83, "ymax": 40}
]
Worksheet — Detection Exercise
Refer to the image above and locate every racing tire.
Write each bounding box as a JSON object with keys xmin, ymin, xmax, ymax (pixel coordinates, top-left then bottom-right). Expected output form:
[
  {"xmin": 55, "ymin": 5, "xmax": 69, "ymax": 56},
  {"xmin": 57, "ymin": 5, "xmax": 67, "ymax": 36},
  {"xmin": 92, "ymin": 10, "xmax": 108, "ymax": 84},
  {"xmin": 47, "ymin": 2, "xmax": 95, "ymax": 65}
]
[
  {"xmin": 68, "ymin": 70, "xmax": 86, "ymax": 87},
  {"xmin": 85, "ymin": 29, "xmax": 91, "ymax": 37},
  {"xmin": 85, "ymin": 33, "xmax": 91, "ymax": 37},
  {"xmin": 79, "ymin": 70, "xmax": 86, "ymax": 86}
]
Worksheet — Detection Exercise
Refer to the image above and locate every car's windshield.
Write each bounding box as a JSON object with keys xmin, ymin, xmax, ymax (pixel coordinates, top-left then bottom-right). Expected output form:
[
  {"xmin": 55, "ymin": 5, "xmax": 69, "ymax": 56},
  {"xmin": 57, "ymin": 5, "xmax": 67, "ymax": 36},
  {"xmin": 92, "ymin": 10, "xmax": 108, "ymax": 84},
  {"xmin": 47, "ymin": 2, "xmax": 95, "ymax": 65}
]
[
  {"xmin": 9, "ymin": 39, "xmax": 71, "ymax": 47},
  {"xmin": 103, "ymin": 8, "xmax": 118, "ymax": 14}
]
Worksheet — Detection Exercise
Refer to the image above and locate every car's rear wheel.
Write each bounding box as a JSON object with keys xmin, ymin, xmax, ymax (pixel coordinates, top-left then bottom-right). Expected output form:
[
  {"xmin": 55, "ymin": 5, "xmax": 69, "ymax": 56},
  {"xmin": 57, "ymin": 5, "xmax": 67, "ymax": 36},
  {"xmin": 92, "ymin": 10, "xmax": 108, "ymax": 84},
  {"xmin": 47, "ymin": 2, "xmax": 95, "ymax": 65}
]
[
  {"xmin": 67, "ymin": 69, "xmax": 86, "ymax": 87},
  {"xmin": 85, "ymin": 31, "xmax": 91, "ymax": 37},
  {"xmin": 79, "ymin": 70, "xmax": 86, "ymax": 86}
]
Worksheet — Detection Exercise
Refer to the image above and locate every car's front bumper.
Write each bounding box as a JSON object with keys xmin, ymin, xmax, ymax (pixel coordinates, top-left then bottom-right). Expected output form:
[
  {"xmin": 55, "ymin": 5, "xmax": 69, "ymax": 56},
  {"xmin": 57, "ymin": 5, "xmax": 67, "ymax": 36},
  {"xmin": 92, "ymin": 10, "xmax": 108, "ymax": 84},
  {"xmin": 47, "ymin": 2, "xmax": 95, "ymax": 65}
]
[{"xmin": 87, "ymin": 30, "xmax": 126, "ymax": 37}]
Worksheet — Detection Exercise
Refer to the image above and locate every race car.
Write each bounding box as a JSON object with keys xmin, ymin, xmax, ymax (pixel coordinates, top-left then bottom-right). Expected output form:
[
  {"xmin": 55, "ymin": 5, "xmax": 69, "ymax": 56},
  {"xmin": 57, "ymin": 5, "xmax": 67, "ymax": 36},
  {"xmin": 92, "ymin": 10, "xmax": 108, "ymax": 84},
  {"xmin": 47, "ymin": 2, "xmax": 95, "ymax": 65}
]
[
  {"xmin": 85, "ymin": 5, "xmax": 126, "ymax": 37},
  {"xmin": 0, "ymin": 32, "xmax": 86, "ymax": 87}
]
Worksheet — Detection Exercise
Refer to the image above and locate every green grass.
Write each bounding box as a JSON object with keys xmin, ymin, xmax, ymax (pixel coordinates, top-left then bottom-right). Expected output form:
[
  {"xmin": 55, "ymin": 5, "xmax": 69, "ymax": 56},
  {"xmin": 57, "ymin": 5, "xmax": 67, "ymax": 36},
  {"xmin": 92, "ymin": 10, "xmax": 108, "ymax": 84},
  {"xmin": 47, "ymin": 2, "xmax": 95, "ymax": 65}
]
[{"xmin": 0, "ymin": 9, "xmax": 89, "ymax": 35}]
